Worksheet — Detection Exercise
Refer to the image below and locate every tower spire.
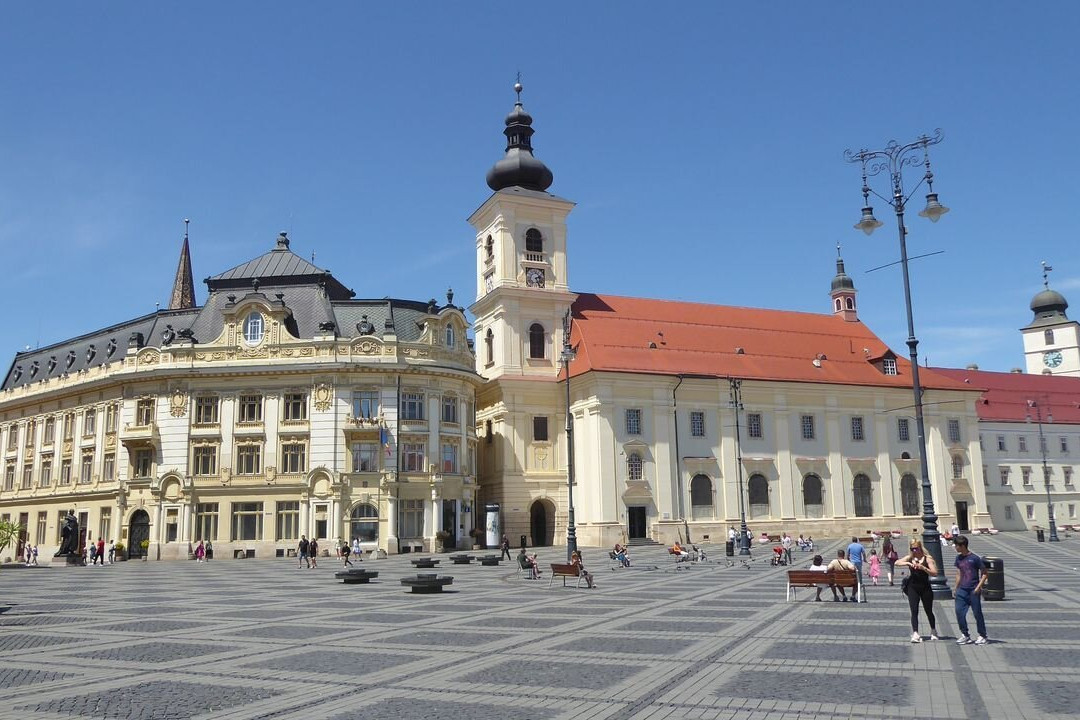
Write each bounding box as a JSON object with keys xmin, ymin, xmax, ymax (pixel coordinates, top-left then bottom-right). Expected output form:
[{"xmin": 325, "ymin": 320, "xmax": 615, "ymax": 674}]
[
  {"xmin": 485, "ymin": 79, "xmax": 554, "ymax": 192},
  {"xmin": 169, "ymin": 218, "xmax": 196, "ymax": 310},
  {"xmin": 830, "ymin": 244, "xmax": 858, "ymax": 321}
]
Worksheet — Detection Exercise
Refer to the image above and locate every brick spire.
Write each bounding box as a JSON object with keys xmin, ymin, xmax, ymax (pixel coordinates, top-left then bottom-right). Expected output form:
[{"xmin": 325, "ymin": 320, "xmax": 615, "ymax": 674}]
[{"xmin": 169, "ymin": 219, "xmax": 196, "ymax": 310}]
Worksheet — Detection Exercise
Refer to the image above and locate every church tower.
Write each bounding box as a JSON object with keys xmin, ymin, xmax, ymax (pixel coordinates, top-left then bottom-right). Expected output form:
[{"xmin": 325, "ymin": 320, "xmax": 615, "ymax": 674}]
[
  {"xmin": 169, "ymin": 219, "xmax": 197, "ymax": 310},
  {"xmin": 469, "ymin": 82, "xmax": 577, "ymax": 380},
  {"xmin": 829, "ymin": 247, "xmax": 858, "ymax": 322},
  {"xmin": 1022, "ymin": 263, "xmax": 1080, "ymax": 376}
]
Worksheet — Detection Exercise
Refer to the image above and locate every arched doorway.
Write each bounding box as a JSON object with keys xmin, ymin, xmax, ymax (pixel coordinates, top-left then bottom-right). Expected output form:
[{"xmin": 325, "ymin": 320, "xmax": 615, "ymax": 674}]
[
  {"xmin": 900, "ymin": 474, "xmax": 920, "ymax": 516},
  {"xmin": 349, "ymin": 503, "xmax": 379, "ymax": 543},
  {"xmin": 690, "ymin": 474, "xmax": 713, "ymax": 520},
  {"xmin": 128, "ymin": 509, "xmax": 150, "ymax": 559},
  {"xmin": 529, "ymin": 499, "xmax": 555, "ymax": 547},
  {"xmin": 748, "ymin": 473, "xmax": 770, "ymax": 519},
  {"xmin": 853, "ymin": 474, "xmax": 873, "ymax": 517},
  {"xmin": 803, "ymin": 474, "xmax": 824, "ymax": 518}
]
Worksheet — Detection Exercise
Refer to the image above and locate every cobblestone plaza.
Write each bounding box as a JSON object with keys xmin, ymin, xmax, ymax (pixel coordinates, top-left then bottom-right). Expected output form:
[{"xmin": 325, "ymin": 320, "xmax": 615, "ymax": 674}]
[{"xmin": 1, "ymin": 533, "xmax": 1078, "ymax": 719}]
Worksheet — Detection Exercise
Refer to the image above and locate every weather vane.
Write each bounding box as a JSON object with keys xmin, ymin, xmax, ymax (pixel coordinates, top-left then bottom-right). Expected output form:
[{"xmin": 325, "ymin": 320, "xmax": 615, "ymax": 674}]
[{"xmin": 1042, "ymin": 260, "xmax": 1053, "ymax": 289}]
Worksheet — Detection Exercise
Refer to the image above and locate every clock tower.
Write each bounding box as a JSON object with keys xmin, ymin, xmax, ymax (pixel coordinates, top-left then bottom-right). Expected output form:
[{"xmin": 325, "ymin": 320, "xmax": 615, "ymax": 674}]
[
  {"xmin": 1022, "ymin": 266, "xmax": 1080, "ymax": 376},
  {"xmin": 469, "ymin": 83, "xmax": 577, "ymax": 381}
]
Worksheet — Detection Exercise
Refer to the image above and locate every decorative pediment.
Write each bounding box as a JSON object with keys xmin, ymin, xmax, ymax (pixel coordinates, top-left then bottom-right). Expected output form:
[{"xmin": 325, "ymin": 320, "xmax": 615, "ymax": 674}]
[
  {"xmin": 622, "ymin": 479, "xmax": 653, "ymax": 501},
  {"xmin": 794, "ymin": 456, "xmax": 830, "ymax": 476},
  {"xmin": 683, "ymin": 456, "xmax": 719, "ymax": 474},
  {"xmin": 845, "ymin": 456, "xmax": 877, "ymax": 472}
]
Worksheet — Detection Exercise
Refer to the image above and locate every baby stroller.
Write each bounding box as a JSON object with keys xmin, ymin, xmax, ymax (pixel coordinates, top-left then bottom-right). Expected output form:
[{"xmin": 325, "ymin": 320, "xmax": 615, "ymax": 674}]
[{"xmin": 770, "ymin": 545, "xmax": 787, "ymax": 566}]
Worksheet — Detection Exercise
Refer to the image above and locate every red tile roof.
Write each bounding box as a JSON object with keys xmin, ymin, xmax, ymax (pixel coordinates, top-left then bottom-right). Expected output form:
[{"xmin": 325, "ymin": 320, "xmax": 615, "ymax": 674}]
[
  {"xmin": 568, "ymin": 293, "xmax": 973, "ymax": 392},
  {"xmin": 930, "ymin": 367, "xmax": 1080, "ymax": 423}
]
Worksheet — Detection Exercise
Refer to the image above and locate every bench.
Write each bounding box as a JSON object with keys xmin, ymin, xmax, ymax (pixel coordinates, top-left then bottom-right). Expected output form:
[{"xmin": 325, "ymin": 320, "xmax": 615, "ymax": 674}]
[
  {"xmin": 766, "ymin": 534, "xmax": 781, "ymax": 542},
  {"xmin": 549, "ymin": 562, "xmax": 583, "ymax": 588},
  {"xmin": 786, "ymin": 569, "xmax": 863, "ymax": 602},
  {"xmin": 410, "ymin": 558, "xmax": 440, "ymax": 569},
  {"xmin": 400, "ymin": 573, "xmax": 453, "ymax": 593},
  {"xmin": 449, "ymin": 554, "xmax": 475, "ymax": 565},
  {"xmin": 334, "ymin": 569, "xmax": 379, "ymax": 584},
  {"xmin": 479, "ymin": 555, "xmax": 501, "ymax": 566}
]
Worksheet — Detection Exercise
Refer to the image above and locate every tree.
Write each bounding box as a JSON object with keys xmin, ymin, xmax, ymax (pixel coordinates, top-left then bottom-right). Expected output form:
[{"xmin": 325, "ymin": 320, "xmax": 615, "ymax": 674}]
[{"xmin": 0, "ymin": 520, "xmax": 24, "ymax": 559}]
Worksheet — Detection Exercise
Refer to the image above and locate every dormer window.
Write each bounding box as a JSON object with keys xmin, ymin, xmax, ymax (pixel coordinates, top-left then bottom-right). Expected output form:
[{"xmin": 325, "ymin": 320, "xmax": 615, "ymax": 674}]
[
  {"xmin": 1045, "ymin": 328, "xmax": 1055, "ymax": 345},
  {"xmin": 445, "ymin": 324, "xmax": 455, "ymax": 348},
  {"xmin": 845, "ymin": 297, "xmax": 854, "ymax": 310},
  {"xmin": 883, "ymin": 358, "xmax": 898, "ymax": 376},
  {"xmin": 834, "ymin": 299, "xmax": 842, "ymax": 312},
  {"xmin": 243, "ymin": 312, "xmax": 264, "ymax": 345}
]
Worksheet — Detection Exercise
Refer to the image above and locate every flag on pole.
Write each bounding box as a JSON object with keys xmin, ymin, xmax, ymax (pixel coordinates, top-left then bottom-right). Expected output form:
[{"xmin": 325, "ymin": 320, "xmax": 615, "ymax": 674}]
[{"xmin": 380, "ymin": 425, "xmax": 391, "ymax": 457}]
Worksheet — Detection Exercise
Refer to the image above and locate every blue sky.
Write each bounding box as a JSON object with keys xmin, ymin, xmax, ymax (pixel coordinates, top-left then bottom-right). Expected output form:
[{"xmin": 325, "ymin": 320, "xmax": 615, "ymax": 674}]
[{"xmin": 1, "ymin": 3, "xmax": 1077, "ymax": 373}]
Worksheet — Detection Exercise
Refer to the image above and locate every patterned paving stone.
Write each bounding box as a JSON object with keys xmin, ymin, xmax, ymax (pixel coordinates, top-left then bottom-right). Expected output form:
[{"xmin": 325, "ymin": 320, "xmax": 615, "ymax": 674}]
[
  {"xmin": 224, "ymin": 624, "xmax": 344, "ymax": 641},
  {"xmin": 718, "ymin": 670, "xmax": 911, "ymax": 704},
  {"xmin": 530, "ymin": 605, "xmax": 619, "ymax": 616},
  {"xmin": 377, "ymin": 630, "xmax": 512, "ymax": 647},
  {"xmin": 999, "ymin": 647, "xmax": 1077, "ymax": 668},
  {"xmin": 15, "ymin": 679, "xmax": 279, "ymax": 719},
  {"xmin": 462, "ymin": 658, "xmax": 643, "ymax": 690},
  {"xmin": 97, "ymin": 619, "xmax": 209, "ymax": 634},
  {"xmin": 75, "ymin": 641, "xmax": 229, "ymax": 664},
  {"xmin": 244, "ymin": 649, "xmax": 418, "ymax": 674},
  {"xmin": 326, "ymin": 697, "xmax": 559, "ymax": 720},
  {"xmin": 0, "ymin": 633, "xmax": 80, "ymax": 652},
  {"xmin": 765, "ymin": 640, "xmax": 912, "ymax": 663},
  {"xmin": 1023, "ymin": 680, "xmax": 1080, "ymax": 715},
  {"xmin": 0, "ymin": 613, "xmax": 82, "ymax": 627},
  {"xmin": 0, "ymin": 668, "xmax": 78, "ymax": 689},
  {"xmin": 553, "ymin": 635, "xmax": 692, "ymax": 655},
  {"xmin": 462, "ymin": 615, "xmax": 572, "ymax": 629},
  {"xmin": 615, "ymin": 619, "xmax": 728, "ymax": 633}
]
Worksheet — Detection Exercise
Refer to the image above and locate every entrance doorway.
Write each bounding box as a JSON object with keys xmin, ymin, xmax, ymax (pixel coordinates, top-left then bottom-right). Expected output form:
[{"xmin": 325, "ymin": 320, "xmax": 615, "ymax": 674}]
[
  {"xmin": 955, "ymin": 501, "xmax": 969, "ymax": 532},
  {"xmin": 442, "ymin": 500, "xmax": 458, "ymax": 550},
  {"xmin": 529, "ymin": 499, "xmax": 555, "ymax": 547},
  {"xmin": 16, "ymin": 512, "xmax": 28, "ymax": 559},
  {"xmin": 627, "ymin": 506, "xmax": 647, "ymax": 540},
  {"xmin": 128, "ymin": 510, "xmax": 150, "ymax": 559}
]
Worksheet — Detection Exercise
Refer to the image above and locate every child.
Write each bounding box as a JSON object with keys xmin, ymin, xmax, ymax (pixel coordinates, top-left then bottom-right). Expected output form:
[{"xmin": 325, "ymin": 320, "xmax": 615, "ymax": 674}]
[{"xmin": 868, "ymin": 548, "xmax": 882, "ymax": 586}]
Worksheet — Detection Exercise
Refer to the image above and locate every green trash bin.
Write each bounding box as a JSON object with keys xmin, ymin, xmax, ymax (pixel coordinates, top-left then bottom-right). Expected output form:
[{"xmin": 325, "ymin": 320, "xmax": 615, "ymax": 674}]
[
  {"xmin": 984, "ymin": 556, "xmax": 1004, "ymax": 601},
  {"xmin": 1036, "ymin": 528, "xmax": 1046, "ymax": 542}
]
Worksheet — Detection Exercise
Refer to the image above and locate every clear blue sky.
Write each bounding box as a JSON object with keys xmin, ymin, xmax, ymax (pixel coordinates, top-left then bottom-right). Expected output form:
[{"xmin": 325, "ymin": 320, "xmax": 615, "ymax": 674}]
[{"xmin": 2, "ymin": 3, "xmax": 1077, "ymax": 373}]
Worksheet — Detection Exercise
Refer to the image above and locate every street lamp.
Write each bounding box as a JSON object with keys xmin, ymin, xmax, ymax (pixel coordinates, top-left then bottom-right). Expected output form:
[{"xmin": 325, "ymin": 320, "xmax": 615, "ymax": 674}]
[
  {"xmin": 728, "ymin": 378, "xmax": 751, "ymax": 555},
  {"xmin": 1026, "ymin": 399, "xmax": 1059, "ymax": 542},
  {"xmin": 561, "ymin": 309, "xmax": 578, "ymax": 562},
  {"xmin": 845, "ymin": 131, "xmax": 952, "ymax": 599}
]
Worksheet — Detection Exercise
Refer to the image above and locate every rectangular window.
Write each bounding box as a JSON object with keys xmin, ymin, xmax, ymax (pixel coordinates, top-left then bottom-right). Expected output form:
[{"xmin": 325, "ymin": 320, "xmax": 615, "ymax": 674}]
[
  {"xmin": 883, "ymin": 357, "xmax": 898, "ymax": 376},
  {"xmin": 441, "ymin": 396, "xmax": 458, "ymax": 424},
  {"xmin": 43, "ymin": 418, "xmax": 55, "ymax": 444},
  {"xmin": 236, "ymin": 445, "xmax": 262, "ymax": 475},
  {"xmin": 747, "ymin": 413, "xmax": 763, "ymax": 439},
  {"xmin": 1019, "ymin": 436, "xmax": 1028, "ymax": 453},
  {"xmin": 133, "ymin": 450, "xmax": 153, "ymax": 479},
  {"xmin": 1004, "ymin": 505, "xmax": 1013, "ymax": 520},
  {"xmin": 898, "ymin": 418, "xmax": 911, "ymax": 443},
  {"xmin": 997, "ymin": 435, "xmax": 1006, "ymax": 451},
  {"xmin": 276, "ymin": 501, "xmax": 300, "ymax": 540},
  {"xmin": 25, "ymin": 419, "xmax": 35, "ymax": 448},
  {"xmin": 533, "ymin": 416, "xmax": 549, "ymax": 442},
  {"xmin": 237, "ymin": 395, "xmax": 262, "ymax": 424},
  {"xmin": 193, "ymin": 446, "xmax": 217, "ymax": 476},
  {"xmin": 1062, "ymin": 437, "xmax": 1070, "ymax": 454},
  {"xmin": 1040, "ymin": 434, "xmax": 1048, "ymax": 454},
  {"xmin": 851, "ymin": 416, "xmax": 864, "ymax": 442},
  {"xmin": 1069, "ymin": 503, "xmax": 1076, "ymax": 519},
  {"xmin": 36, "ymin": 511, "xmax": 47, "ymax": 545},
  {"xmin": 947, "ymin": 419, "xmax": 961, "ymax": 444},
  {"xmin": 280, "ymin": 443, "xmax": 306, "ymax": 474},
  {"xmin": 999, "ymin": 467, "xmax": 1010, "ymax": 486},
  {"xmin": 1026, "ymin": 504, "xmax": 1034, "ymax": 520},
  {"xmin": 194, "ymin": 503, "xmax": 219, "ymax": 541},
  {"xmin": 1065, "ymin": 467, "xmax": 1074, "ymax": 486},
  {"xmin": 402, "ymin": 392, "xmax": 425, "ymax": 421},
  {"xmin": 103, "ymin": 453, "xmax": 115, "ymax": 482},
  {"xmin": 800, "ymin": 414, "xmax": 815, "ymax": 441},
  {"xmin": 441, "ymin": 443, "xmax": 458, "ymax": 473},
  {"xmin": 83, "ymin": 409, "xmax": 96, "ymax": 437},
  {"xmin": 625, "ymin": 408, "xmax": 642, "ymax": 435},
  {"xmin": 60, "ymin": 459, "xmax": 72, "ymax": 485},
  {"xmin": 231, "ymin": 502, "xmax": 263, "ymax": 541},
  {"xmin": 403, "ymin": 442, "xmax": 426, "ymax": 472},
  {"xmin": 135, "ymin": 399, "xmax": 155, "ymax": 427},
  {"xmin": 80, "ymin": 451, "xmax": 94, "ymax": 484},
  {"xmin": 351, "ymin": 442, "xmax": 378, "ymax": 472},
  {"xmin": 40, "ymin": 458, "xmax": 52, "ymax": 488},
  {"xmin": 99, "ymin": 508, "xmax": 111, "ymax": 542},
  {"xmin": 352, "ymin": 390, "xmax": 379, "ymax": 420},
  {"xmin": 1022, "ymin": 467, "xmax": 1032, "ymax": 486},
  {"xmin": 283, "ymin": 393, "xmax": 308, "ymax": 422},
  {"xmin": 194, "ymin": 396, "xmax": 219, "ymax": 424},
  {"xmin": 398, "ymin": 499, "xmax": 424, "ymax": 537},
  {"xmin": 982, "ymin": 464, "xmax": 988, "ymax": 486},
  {"xmin": 62, "ymin": 413, "xmax": 74, "ymax": 440},
  {"xmin": 165, "ymin": 508, "xmax": 178, "ymax": 543},
  {"xmin": 690, "ymin": 411, "xmax": 705, "ymax": 437},
  {"xmin": 3, "ymin": 462, "xmax": 14, "ymax": 491},
  {"xmin": 105, "ymin": 404, "xmax": 118, "ymax": 433},
  {"xmin": 21, "ymin": 464, "xmax": 33, "ymax": 490}
]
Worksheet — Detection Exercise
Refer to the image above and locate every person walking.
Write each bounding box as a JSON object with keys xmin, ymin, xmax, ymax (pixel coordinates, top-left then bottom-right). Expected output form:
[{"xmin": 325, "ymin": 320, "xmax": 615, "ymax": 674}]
[
  {"xmin": 309, "ymin": 538, "xmax": 319, "ymax": 568},
  {"xmin": 107, "ymin": 541, "xmax": 115, "ymax": 564},
  {"xmin": 95, "ymin": 538, "xmax": 106, "ymax": 566},
  {"xmin": 500, "ymin": 534, "xmax": 512, "ymax": 561},
  {"xmin": 868, "ymin": 549, "xmax": 881, "ymax": 585},
  {"xmin": 194, "ymin": 540, "xmax": 205, "ymax": 562},
  {"xmin": 31, "ymin": 545, "xmax": 39, "ymax": 566},
  {"xmin": 341, "ymin": 541, "xmax": 353, "ymax": 568},
  {"xmin": 953, "ymin": 535, "xmax": 989, "ymax": 645},
  {"xmin": 298, "ymin": 535, "xmax": 310, "ymax": 569},
  {"xmin": 205, "ymin": 541, "xmax": 213, "ymax": 560},
  {"xmin": 781, "ymin": 532, "xmax": 794, "ymax": 566},
  {"xmin": 351, "ymin": 537, "xmax": 361, "ymax": 559},
  {"xmin": 882, "ymin": 536, "xmax": 898, "ymax": 586},
  {"xmin": 897, "ymin": 538, "xmax": 939, "ymax": 643}
]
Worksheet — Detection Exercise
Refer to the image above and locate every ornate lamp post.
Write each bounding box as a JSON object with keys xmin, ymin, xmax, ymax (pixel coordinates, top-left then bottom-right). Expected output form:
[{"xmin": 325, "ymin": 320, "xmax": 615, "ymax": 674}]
[
  {"xmin": 561, "ymin": 310, "xmax": 578, "ymax": 562},
  {"xmin": 728, "ymin": 378, "xmax": 751, "ymax": 555},
  {"xmin": 1026, "ymin": 399, "xmax": 1060, "ymax": 542},
  {"xmin": 845, "ymin": 131, "xmax": 952, "ymax": 598}
]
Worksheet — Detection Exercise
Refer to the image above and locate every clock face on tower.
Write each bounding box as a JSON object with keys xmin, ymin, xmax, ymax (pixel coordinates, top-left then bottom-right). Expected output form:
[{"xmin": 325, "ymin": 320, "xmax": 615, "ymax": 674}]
[
  {"xmin": 1044, "ymin": 350, "xmax": 1064, "ymax": 368},
  {"xmin": 525, "ymin": 268, "xmax": 545, "ymax": 288}
]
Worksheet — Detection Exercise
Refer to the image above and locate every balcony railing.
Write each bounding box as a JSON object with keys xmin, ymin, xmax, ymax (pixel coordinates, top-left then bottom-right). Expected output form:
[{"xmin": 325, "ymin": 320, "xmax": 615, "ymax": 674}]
[{"xmin": 525, "ymin": 252, "xmax": 545, "ymax": 263}]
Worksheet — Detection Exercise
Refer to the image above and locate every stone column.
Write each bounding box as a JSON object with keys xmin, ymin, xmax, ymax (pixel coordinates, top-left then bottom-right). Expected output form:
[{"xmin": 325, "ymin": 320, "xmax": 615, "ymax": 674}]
[{"xmin": 386, "ymin": 496, "xmax": 398, "ymax": 553}]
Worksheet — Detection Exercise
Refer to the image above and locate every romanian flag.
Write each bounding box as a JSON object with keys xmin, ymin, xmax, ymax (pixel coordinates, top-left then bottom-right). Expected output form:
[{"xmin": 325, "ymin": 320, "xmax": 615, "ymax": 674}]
[{"xmin": 380, "ymin": 425, "xmax": 391, "ymax": 457}]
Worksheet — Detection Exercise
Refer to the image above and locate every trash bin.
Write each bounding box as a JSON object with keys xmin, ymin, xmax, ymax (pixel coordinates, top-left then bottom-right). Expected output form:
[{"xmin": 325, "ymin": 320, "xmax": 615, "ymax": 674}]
[
  {"xmin": 984, "ymin": 556, "xmax": 1004, "ymax": 600},
  {"xmin": 1036, "ymin": 528, "xmax": 1046, "ymax": 542},
  {"xmin": 520, "ymin": 535, "xmax": 527, "ymax": 551},
  {"xmin": 725, "ymin": 540, "xmax": 735, "ymax": 557}
]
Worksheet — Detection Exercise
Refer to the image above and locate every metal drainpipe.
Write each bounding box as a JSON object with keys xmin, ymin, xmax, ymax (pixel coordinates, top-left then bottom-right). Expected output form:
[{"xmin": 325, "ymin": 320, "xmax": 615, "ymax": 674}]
[{"xmin": 673, "ymin": 375, "xmax": 690, "ymax": 543}]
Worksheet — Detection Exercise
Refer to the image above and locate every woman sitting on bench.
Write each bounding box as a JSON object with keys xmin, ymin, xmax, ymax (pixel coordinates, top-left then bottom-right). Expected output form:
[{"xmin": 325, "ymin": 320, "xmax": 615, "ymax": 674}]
[
  {"xmin": 670, "ymin": 541, "xmax": 689, "ymax": 560},
  {"xmin": 570, "ymin": 550, "xmax": 596, "ymax": 588},
  {"xmin": 518, "ymin": 549, "xmax": 541, "ymax": 579},
  {"xmin": 611, "ymin": 542, "xmax": 631, "ymax": 567}
]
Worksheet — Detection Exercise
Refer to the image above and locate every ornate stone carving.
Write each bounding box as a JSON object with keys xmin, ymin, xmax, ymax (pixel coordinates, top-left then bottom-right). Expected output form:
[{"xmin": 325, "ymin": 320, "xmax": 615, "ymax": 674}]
[
  {"xmin": 169, "ymin": 389, "xmax": 188, "ymax": 417},
  {"xmin": 139, "ymin": 349, "xmax": 160, "ymax": 365},
  {"xmin": 313, "ymin": 383, "xmax": 333, "ymax": 411},
  {"xmin": 351, "ymin": 340, "xmax": 381, "ymax": 355}
]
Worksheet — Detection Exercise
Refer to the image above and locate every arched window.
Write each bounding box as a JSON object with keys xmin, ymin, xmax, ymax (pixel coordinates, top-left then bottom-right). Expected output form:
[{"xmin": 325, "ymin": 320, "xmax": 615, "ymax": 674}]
[
  {"xmin": 445, "ymin": 324, "xmax": 455, "ymax": 348},
  {"xmin": 485, "ymin": 235, "xmax": 493, "ymax": 260},
  {"xmin": 627, "ymin": 452, "xmax": 643, "ymax": 481},
  {"xmin": 690, "ymin": 474, "xmax": 713, "ymax": 520},
  {"xmin": 952, "ymin": 454, "xmax": 964, "ymax": 479},
  {"xmin": 845, "ymin": 297, "xmax": 854, "ymax": 310},
  {"xmin": 485, "ymin": 329, "xmax": 494, "ymax": 365},
  {"xmin": 803, "ymin": 474, "xmax": 824, "ymax": 518},
  {"xmin": 834, "ymin": 298, "xmax": 842, "ymax": 312},
  {"xmin": 900, "ymin": 474, "xmax": 920, "ymax": 516},
  {"xmin": 528, "ymin": 323, "xmax": 545, "ymax": 359},
  {"xmin": 349, "ymin": 503, "xmax": 379, "ymax": 543},
  {"xmin": 748, "ymin": 473, "xmax": 769, "ymax": 519},
  {"xmin": 243, "ymin": 312, "xmax": 264, "ymax": 345},
  {"xmin": 1045, "ymin": 328, "xmax": 1055, "ymax": 345},
  {"xmin": 853, "ymin": 474, "xmax": 873, "ymax": 517},
  {"xmin": 525, "ymin": 228, "xmax": 543, "ymax": 254}
]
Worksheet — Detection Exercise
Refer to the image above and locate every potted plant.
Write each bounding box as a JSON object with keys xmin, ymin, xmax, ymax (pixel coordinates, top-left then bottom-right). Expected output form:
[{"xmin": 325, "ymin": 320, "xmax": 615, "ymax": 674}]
[
  {"xmin": 114, "ymin": 542, "xmax": 126, "ymax": 561},
  {"xmin": 435, "ymin": 530, "xmax": 451, "ymax": 553},
  {"xmin": 469, "ymin": 527, "xmax": 483, "ymax": 551},
  {"xmin": 139, "ymin": 539, "xmax": 150, "ymax": 561}
]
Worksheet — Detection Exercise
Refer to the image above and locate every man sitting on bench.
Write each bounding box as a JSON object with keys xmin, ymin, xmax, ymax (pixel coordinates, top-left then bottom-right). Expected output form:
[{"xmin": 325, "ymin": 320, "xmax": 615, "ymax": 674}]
[
  {"xmin": 827, "ymin": 549, "xmax": 857, "ymax": 602},
  {"xmin": 518, "ymin": 548, "xmax": 541, "ymax": 579}
]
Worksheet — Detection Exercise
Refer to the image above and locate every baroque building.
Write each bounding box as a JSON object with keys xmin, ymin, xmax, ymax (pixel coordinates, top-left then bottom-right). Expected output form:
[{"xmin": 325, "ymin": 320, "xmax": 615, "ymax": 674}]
[
  {"xmin": 1, "ymin": 232, "xmax": 481, "ymax": 559},
  {"xmin": 471, "ymin": 84, "xmax": 989, "ymax": 545}
]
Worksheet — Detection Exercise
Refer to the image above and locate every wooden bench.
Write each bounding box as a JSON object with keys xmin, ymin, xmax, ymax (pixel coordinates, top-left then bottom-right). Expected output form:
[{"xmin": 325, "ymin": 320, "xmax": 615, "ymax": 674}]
[
  {"xmin": 410, "ymin": 558, "xmax": 440, "ymax": 569},
  {"xmin": 449, "ymin": 554, "xmax": 475, "ymax": 565},
  {"xmin": 786, "ymin": 569, "xmax": 863, "ymax": 602},
  {"xmin": 400, "ymin": 573, "xmax": 453, "ymax": 593},
  {"xmin": 766, "ymin": 534, "xmax": 781, "ymax": 542},
  {"xmin": 479, "ymin": 555, "xmax": 501, "ymax": 566},
  {"xmin": 334, "ymin": 569, "xmax": 379, "ymax": 584},
  {"xmin": 549, "ymin": 562, "xmax": 583, "ymax": 588}
]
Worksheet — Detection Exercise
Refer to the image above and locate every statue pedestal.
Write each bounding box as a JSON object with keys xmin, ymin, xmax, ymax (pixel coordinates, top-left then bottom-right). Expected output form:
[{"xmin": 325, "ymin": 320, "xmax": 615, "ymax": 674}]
[{"xmin": 53, "ymin": 554, "xmax": 83, "ymax": 567}]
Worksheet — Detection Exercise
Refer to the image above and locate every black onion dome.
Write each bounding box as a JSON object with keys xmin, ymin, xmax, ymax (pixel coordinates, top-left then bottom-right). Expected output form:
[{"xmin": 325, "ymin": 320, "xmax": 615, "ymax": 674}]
[
  {"xmin": 486, "ymin": 83, "xmax": 554, "ymax": 192},
  {"xmin": 831, "ymin": 257, "xmax": 855, "ymax": 292},
  {"xmin": 1030, "ymin": 288, "xmax": 1068, "ymax": 314}
]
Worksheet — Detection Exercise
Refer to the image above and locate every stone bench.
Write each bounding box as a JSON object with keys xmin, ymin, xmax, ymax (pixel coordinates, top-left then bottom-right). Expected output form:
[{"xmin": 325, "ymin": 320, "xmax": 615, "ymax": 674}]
[
  {"xmin": 334, "ymin": 569, "xmax": 379, "ymax": 584},
  {"xmin": 449, "ymin": 554, "xmax": 475, "ymax": 565},
  {"xmin": 410, "ymin": 558, "xmax": 440, "ymax": 569},
  {"xmin": 479, "ymin": 555, "xmax": 501, "ymax": 566},
  {"xmin": 400, "ymin": 573, "xmax": 453, "ymax": 593}
]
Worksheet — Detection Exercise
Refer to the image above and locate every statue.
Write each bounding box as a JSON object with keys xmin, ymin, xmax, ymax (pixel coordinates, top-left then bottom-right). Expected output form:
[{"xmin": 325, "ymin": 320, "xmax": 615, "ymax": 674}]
[{"xmin": 54, "ymin": 510, "xmax": 79, "ymax": 557}]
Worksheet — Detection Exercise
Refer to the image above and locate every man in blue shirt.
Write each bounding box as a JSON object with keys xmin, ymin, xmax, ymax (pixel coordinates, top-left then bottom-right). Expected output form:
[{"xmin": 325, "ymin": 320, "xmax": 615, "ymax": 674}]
[
  {"xmin": 953, "ymin": 535, "xmax": 989, "ymax": 645},
  {"xmin": 846, "ymin": 537, "xmax": 866, "ymax": 602}
]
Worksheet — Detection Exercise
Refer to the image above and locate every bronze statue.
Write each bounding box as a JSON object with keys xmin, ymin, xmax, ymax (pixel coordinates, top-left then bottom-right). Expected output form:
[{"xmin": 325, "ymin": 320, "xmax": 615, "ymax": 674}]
[{"xmin": 54, "ymin": 510, "xmax": 79, "ymax": 556}]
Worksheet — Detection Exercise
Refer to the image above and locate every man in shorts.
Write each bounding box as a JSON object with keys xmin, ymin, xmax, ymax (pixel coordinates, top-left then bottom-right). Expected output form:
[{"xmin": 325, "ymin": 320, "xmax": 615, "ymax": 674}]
[{"xmin": 298, "ymin": 535, "xmax": 310, "ymax": 569}]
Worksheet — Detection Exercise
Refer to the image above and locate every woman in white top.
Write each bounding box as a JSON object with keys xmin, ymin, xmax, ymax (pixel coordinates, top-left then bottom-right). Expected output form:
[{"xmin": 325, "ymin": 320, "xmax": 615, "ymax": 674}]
[{"xmin": 808, "ymin": 554, "xmax": 829, "ymax": 601}]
